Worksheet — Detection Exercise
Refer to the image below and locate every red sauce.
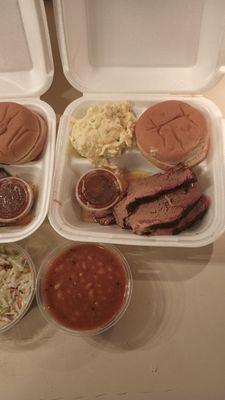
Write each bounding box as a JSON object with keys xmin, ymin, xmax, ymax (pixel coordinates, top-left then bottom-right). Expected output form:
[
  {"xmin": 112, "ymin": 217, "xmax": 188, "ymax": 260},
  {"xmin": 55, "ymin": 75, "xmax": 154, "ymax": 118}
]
[
  {"xmin": 76, "ymin": 169, "xmax": 121, "ymax": 210},
  {"xmin": 42, "ymin": 244, "xmax": 127, "ymax": 331},
  {"xmin": 0, "ymin": 177, "xmax": 33, "ymax": 222}
]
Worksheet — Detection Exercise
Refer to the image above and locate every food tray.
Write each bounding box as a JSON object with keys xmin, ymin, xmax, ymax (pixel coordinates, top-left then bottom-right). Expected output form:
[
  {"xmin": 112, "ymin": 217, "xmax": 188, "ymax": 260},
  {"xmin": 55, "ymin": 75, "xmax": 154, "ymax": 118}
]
[
  {"xmin": 0, "ymin": 98, "xmax": 55, "ymax": 243},
  {"xmin": 0, "ymin": 0, "xmax": 56, "ymax": 242},
  {"xmin": 51, "ymin": 0, "xmax": 225, "ymax": 247},
  {"xmin": 49, "ymin": 94, "xmax": 225, "ymax": 247}
]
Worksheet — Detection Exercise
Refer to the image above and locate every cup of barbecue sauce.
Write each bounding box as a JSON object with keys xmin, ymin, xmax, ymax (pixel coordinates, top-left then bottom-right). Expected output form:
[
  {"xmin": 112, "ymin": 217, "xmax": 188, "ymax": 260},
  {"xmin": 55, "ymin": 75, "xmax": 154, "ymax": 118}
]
[
  {"xmin": 36, "ymin": 243, "xmax": 132, "ymax": 335},
  {"xmin": 75, "ymin": 169, "xmax": 123, "ymax": 213},
  {"xmin": 0, "ymin": 177, "xmax": 34, "ymax": 224}
]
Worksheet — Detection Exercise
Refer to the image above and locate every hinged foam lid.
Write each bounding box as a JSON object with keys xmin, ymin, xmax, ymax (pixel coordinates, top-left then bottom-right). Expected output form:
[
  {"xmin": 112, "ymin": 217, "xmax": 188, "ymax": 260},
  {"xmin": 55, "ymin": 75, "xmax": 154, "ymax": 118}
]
[
  {"xmin": 0, "ymin": 0, "xmax": 53, "ymax": 98},
  {"xmin": 54, "ymin": 0, "xmax": 225, "ymax": 94}
]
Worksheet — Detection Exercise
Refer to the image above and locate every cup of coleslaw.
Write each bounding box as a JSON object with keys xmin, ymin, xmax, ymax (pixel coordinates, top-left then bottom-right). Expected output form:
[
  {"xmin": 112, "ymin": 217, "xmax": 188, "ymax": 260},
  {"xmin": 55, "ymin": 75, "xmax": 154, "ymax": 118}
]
[{"xmin": 0, "ymin": 243, "xmax": 36, "ymax": 333}]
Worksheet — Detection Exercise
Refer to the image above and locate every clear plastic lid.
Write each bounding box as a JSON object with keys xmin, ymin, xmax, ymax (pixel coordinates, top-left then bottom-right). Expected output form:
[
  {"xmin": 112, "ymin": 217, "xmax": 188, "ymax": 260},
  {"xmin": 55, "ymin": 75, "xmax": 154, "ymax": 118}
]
[
  {"xmin": 54, "ymin": 0, "xmax": 225, "ymax": 94},
  {"xmin": 0, "ymin": 0, "xmax": 53, "ymax": 98}
]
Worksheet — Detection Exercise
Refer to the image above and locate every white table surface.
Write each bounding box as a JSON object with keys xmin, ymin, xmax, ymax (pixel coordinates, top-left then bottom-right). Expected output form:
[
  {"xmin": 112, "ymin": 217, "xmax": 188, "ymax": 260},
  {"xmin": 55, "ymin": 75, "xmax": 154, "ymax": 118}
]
[{"xmin": 1, "ymin": 2, "xmax": 225, "ymax": 400}]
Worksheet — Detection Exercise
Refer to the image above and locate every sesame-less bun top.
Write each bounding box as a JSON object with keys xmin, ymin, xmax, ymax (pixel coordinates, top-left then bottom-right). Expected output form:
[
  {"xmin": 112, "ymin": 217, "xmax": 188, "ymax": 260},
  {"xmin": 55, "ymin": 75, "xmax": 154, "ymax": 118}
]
[
  {"xmin": 135, "ymin": 100, "xmax": 209, "ymax": 170},
  {"xmin": 0, "ymin": 102, "xmax": 47, "ymax": 164}
]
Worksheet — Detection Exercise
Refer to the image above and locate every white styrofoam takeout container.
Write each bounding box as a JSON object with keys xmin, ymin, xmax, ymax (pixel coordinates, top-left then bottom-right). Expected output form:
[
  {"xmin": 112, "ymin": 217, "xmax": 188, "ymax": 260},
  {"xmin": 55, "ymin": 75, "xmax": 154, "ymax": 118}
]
[
  {"xmin": 49, "ymin": 0, "xmax": 225, "ymax": 247},
  {"xmin": 0, "ymin": 0, "xmax": 56, "ymax": 243}
]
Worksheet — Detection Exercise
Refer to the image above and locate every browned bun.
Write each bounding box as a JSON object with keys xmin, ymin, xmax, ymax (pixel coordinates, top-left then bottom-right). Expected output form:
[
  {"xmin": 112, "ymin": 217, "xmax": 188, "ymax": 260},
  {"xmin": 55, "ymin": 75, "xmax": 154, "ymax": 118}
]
[
  {"xmin": 135, "ymin": 100, "xmax": 209, "ymax": 170},
  {"xmin": 0, "ymin": 102, "xmax": 47, "ymax": 164},
  {"xmin": 17, "ymin": 113, "xmax": 47, "ymax": 163}
]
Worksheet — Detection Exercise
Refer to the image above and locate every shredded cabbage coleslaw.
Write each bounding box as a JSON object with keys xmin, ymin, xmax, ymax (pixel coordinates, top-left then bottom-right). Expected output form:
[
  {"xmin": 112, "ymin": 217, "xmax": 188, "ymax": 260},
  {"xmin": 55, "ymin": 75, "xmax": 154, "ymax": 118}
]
[{"xmin": 0, "ymin": 245, "xmax": 33, "ymax": 328}]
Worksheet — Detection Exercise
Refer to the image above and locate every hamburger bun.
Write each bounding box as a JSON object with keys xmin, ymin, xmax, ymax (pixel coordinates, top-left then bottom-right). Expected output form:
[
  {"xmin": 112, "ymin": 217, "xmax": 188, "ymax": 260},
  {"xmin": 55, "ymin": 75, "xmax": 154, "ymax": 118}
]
[
  {"xmin": 17, "ymin": 112, "xmax": 47, "ymax": 163},
  {"xmin": 135, "ymin": 100, "xmax": 209, "ymax": 170},
  {"xmin": 0, "ymin": 102, "xmax": 47, "ymax": 164}
]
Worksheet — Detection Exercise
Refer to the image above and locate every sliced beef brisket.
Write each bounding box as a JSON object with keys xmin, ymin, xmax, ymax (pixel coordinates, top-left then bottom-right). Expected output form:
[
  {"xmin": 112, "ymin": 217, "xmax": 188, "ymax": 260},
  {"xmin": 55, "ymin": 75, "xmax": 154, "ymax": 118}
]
[
  {"xmin": 125, "ymin": 164, "xmax": 196, "ymax": 212},
  {"xmin": 128, "ymin": 184, "xmax": 202, "ymax": 234},
  {"xmin": 113, "ymin": 196, "xmax": 130, "ymax": 228},
  {"xmin": 149, "ymin": 195, "xmax": 209, "ymax": 235}
]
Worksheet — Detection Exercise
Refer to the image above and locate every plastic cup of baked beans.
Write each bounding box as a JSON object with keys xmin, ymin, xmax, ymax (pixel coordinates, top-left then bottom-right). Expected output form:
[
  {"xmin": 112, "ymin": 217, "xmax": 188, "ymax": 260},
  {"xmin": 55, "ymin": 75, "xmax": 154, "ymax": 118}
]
[{"xmin": 36, "ymin": 242, "xmax": 133, "ymax": 336}]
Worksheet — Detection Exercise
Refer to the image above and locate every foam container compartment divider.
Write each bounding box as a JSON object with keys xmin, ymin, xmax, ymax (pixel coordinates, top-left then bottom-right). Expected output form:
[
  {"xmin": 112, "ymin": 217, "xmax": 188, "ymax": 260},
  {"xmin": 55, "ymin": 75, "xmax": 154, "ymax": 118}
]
[{"xmin": 50, "ymin": 0, "xmax": 225, "ymax": 247}]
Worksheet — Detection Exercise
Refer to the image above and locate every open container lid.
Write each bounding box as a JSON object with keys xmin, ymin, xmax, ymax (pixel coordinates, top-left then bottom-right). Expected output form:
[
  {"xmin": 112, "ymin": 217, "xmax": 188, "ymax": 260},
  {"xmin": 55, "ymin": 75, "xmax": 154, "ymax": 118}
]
[
  {"xmin": 0, "ymin": 0, "xmax": 53, "ymax": 98},
  {"xmin": 54, "ymin": 0, "xmax": 225, "ymax": 94}
]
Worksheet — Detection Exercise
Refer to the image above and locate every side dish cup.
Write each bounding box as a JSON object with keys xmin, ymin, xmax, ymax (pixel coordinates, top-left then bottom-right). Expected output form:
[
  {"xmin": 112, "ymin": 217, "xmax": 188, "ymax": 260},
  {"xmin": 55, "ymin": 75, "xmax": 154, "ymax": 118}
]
[
  {"xmin": 0, "ymin": 244, "xmax": 36, "ymax": 334},
  {"xmin": 36, "ymin": 243, "xmax": 133, "ymax": 336},
  {"xmin": 75, "ymin": 168, "xmax": 123, "ymax": 212}
]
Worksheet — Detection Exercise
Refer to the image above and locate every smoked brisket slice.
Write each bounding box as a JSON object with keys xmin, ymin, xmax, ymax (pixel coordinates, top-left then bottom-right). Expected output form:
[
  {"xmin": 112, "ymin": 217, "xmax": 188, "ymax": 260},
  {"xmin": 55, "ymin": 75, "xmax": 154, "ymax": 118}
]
[
  {"xmin": 113, "ymin": 196, "xmax": 130, "ymax": 228},
  {"xmin": 149, "ymin": 195, "xmax": 209, "ymax": 235},
  {"xmin": 125, "ymin": 164, "xmax": 196, "ymax": 212},
  {"xmin": 128, "ymin": 184, "xmax": 202, "ymax": 235}
]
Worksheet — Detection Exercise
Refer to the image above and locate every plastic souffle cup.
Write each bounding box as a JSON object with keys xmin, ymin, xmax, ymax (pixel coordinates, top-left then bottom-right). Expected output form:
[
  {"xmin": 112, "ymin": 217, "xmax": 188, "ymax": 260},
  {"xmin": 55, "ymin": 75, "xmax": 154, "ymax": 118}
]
[
  {"xmin": 0, "ymin": 243, "xmax": 36, "ymax": 333},
  {"xmin": 36, "ymin": 242, "xmax": 133, "ymax": 336}
]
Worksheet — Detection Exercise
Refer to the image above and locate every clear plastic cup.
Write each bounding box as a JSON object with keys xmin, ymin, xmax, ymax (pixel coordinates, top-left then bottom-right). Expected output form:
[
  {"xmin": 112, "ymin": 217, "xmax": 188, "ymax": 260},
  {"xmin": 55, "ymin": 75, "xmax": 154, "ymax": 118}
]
[
  {"xmin": 0, "ymin": 243, "xmax": 36, "ymax": 334},
  {"xmin": 0, "ymin": 177, "xmax": 34, "ymax": 224},
  {"xmin": 75, "ymin": 168, "xmax": 123, "ymax": 213},
  {"xmin": 36, "ymin": 242, "xmax": 133, "ymax": 336}
]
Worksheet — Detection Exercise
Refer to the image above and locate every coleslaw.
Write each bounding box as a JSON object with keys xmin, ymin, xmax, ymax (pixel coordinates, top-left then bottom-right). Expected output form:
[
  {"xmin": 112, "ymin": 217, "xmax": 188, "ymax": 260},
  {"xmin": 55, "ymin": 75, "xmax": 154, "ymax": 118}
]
[{"xmin": 0, "ymin": 245, "xmax": 33, "ymax": 327}]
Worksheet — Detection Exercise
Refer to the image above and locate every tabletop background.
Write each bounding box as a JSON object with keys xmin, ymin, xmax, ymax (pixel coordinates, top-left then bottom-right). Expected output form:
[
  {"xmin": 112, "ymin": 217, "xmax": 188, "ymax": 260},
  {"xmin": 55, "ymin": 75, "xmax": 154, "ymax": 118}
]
[{"xmin": 1, "ymin": 1, "xmax": 225, "ymax": 399}]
